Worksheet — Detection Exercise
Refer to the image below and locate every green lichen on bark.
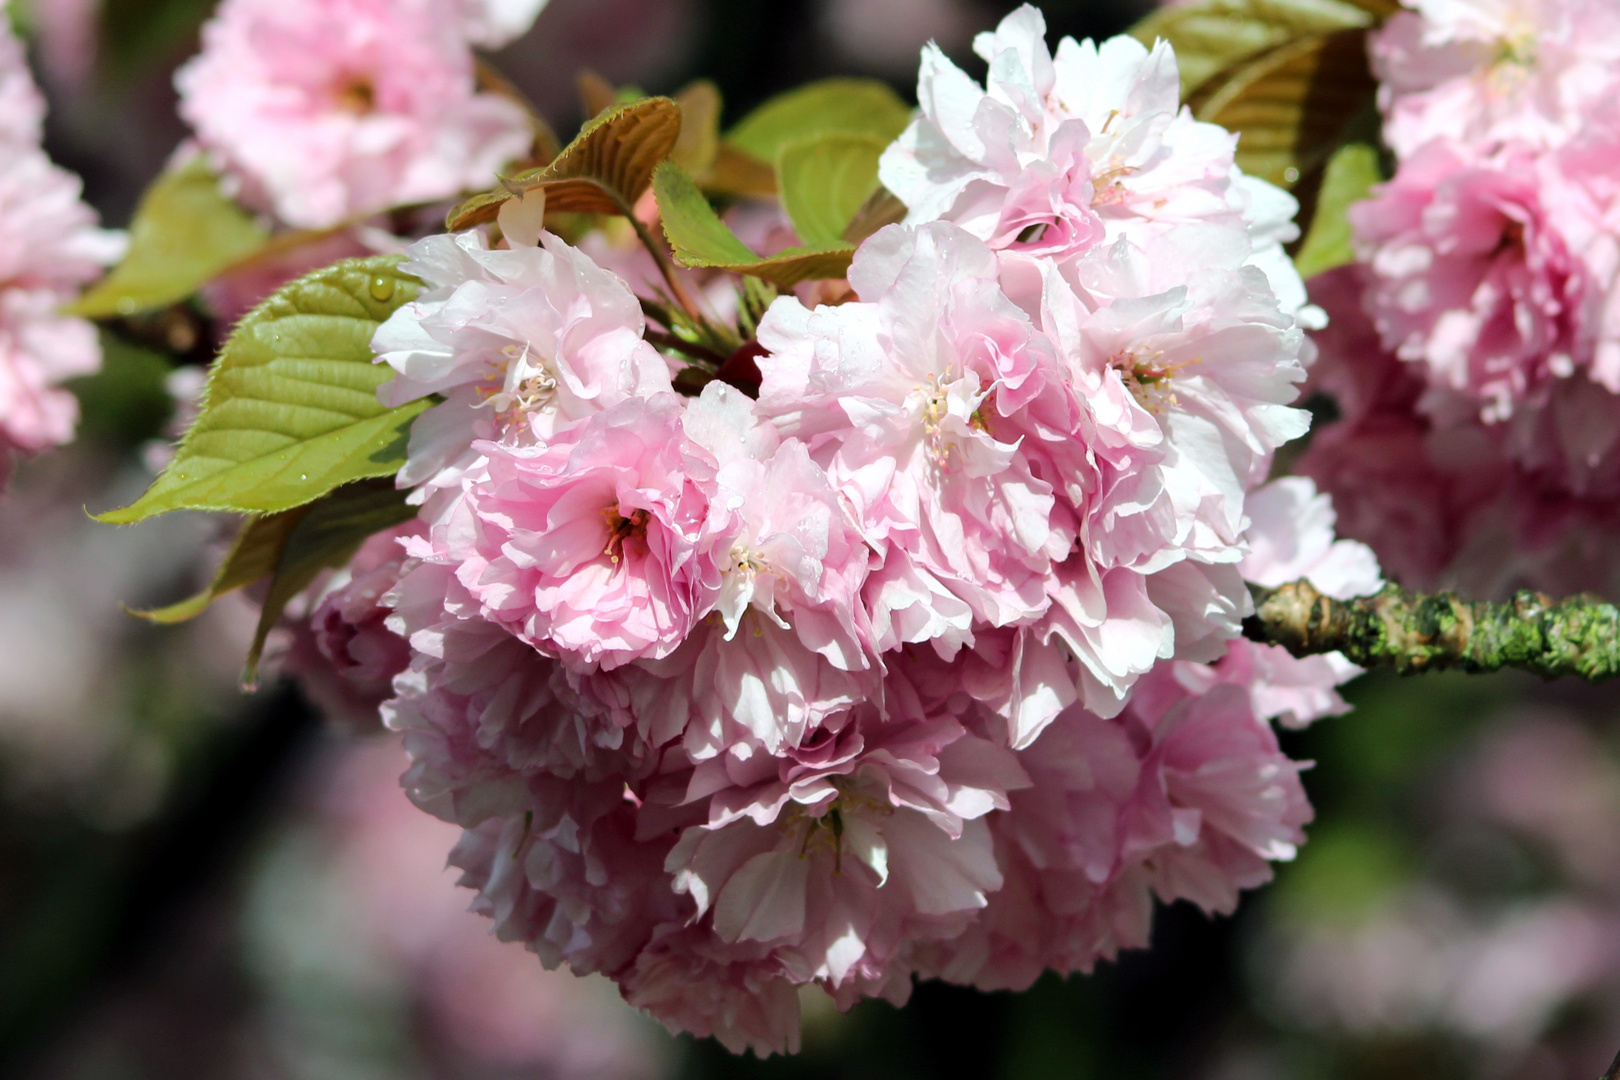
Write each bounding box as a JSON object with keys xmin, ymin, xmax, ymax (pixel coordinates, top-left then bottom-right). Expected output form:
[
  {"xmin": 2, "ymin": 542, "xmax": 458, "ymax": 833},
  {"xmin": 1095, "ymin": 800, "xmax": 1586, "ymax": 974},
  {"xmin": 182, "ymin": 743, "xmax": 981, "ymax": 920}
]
[{"xmin": 1244, "ymin": 580, "xmax": 1620, "ymax": 682}]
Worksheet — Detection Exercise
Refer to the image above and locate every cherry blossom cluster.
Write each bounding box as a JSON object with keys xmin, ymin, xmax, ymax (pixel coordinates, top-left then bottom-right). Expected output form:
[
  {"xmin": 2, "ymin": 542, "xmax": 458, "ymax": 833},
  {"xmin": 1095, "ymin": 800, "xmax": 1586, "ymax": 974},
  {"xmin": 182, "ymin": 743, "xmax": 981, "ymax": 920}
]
[
  {"xmin": 176, "ymin": 0, "xmax": 546, "ymax": 230},
  {"xmin": 295, "ymin": 6, "xmax": 1384, "ymax": 1053},
  {"xmin": 0, "ymin": 13, "xmax": 120, "ymax": 469},
  {"xmin": 1302, "ymin": 0, "xmax": 1620, "ymax": 597}
]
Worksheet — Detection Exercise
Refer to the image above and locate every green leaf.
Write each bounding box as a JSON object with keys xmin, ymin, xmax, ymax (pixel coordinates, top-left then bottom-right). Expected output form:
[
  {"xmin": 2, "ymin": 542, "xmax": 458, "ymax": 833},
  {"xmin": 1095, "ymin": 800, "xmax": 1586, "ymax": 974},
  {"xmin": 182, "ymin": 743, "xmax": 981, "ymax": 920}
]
[
  {"xmin": 97, "ymin": 256, "xmax": 428, "ymax": 524},
  {"xmin": 777, "ymin": 134, "xmax": 887, "ymax": 247},
  {"xmin": 1292, "ymin": 141, "xmax": 1381, "ymax": 279},
  {"xmin": 1130, "ymin": 0, "xmax": 1376, "ymax": 98},
  {"xmin": 133, "ymin": 505, "xmax": 313, "ymax": 624},
  {"xmin": 716, "ymin": 79, "xmax": 913, "ymax": 197},
  {"xmin": 70, "ymin": 157, "xmax": 269, "ymax": 319},
  {"xmin": 671, "ymin": 80, "xmax": 723, "ymax": 178},
  {"xmin": 654, "ymin": 161, "xmax": 853, "ymax": 287},
  {"xmin": 726, "ymin": 79, "xmax": 912, "ymax": 164},
  {"xmin": 68, "ymin": 332, "xmax": 176, "ymax": 447},
  {"xmin": 243, "ymin": 479, "xmax": 417, "ymax": 681},
  {"xmin": 448, "ymin": 97, "xmax": 683, "ymax": 231},
  {"xmin": 132, "ymin": 479, "xmax": 416, "ymax": 686},
  {"xmin": 842, "ymin": 186, "xmax": 909, "ymax": 245},
  {"xmin": 1190, "ymin": 28, "xmax": 1377, "ymax": 187}
]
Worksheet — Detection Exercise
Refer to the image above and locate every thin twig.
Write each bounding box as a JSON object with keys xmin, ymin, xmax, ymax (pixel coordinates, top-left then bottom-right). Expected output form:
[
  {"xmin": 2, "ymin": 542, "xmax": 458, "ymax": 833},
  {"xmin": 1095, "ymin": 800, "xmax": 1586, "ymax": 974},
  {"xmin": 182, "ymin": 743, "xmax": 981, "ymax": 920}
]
[{"xmin": 1245, "ymin": 580, "xmax": 1620, "ymax": 682}]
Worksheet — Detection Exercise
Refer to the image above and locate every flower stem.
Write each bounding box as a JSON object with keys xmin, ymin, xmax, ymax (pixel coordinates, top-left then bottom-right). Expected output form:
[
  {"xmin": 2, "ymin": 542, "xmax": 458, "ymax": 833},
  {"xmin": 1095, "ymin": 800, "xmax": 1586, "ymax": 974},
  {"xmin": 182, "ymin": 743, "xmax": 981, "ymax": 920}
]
[
  {"xmin": 623, "ymin": 208, "xmax": 705, "ymax": 326},
  {"xmin": 1244, "ymin": 580, "xmax": 1620, "ymax": 682}
]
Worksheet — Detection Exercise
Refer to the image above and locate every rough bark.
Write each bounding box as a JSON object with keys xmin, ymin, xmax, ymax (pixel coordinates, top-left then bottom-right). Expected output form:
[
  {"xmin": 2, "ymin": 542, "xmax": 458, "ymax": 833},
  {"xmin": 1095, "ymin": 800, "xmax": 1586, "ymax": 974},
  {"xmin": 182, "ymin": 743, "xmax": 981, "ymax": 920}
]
[{"xmin": 1244, "ymin": 581, "xmax": 1620, "ymax": 682}]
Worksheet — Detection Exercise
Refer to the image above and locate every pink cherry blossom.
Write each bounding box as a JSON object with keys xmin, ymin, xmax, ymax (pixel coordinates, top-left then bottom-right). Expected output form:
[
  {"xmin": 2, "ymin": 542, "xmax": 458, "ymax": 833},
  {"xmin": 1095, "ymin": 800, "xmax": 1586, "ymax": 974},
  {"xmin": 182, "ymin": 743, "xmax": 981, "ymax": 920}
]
[
  {"xmin": 320, "ymin": 10, "xmax": 1359, "ymax": 1048},
  {"xmin": 757, "ymin": 222, "xmax": 1073, "ymax": 640},
  {"xmin": 620, "ymin": 926, "xmax": 804, "ymax": 1056},
  {"xmin": 1351, "ymin": 141, "xmax": 1601, "ymax": 420},
  {"xmin": 435, "ymin": 394, "xmax": 724, "ymax": 671},
  {"xmin": 660, "ymin": 676, "xmax": 1026, "ymax": 1008},
  {"xmin": 879, "ymin": 4, "xmax": 1321, "ymax": 326},
  {"xmin": 914, "ymin": 703, "xmax": 1146, "ymax": 991},
  {"xmin": 0, "ymin": 16, "xmax": 44, "ymax": 146},
  {"xmin": 665, "ymin": 385, "xmax": 879, "ymax": 758},
  {"xmin": 176, "ymin": 0, "xmax": 533, "ymax": 229},
  {"xmin": 1370, "ymin": 0, "xmax": 1620, "ymax": 159},
  {"xmin": 285, "ymin": 520, "xmax": 421, "ymax": 723},
  {"xmin": 0, "ymin": 19, "xmax": 121, "ymax": 459},
  {"xmin": 448, "ymin": 779, "xmax": 688, "ymax": 976},
  {"xmin": 1299, "ymin": 265, "xmax": 1620, "ymax": 600},
  {"xmin": 373, "ymin": 229, "xmax": 672, "ymax": 502},
  {"xmin": 1120, "ymin": 681, "xmax": 1313, "ymax": 915},
  {"xmin": 915, "ymin": 673, "xmax": 1313, "ymax": 992}
]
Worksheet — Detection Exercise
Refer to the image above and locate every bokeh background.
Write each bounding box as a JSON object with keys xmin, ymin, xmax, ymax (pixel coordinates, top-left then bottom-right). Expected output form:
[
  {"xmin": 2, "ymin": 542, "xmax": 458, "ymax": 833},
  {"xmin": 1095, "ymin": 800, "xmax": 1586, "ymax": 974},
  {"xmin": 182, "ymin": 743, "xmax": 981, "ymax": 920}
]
[{"xmin": 4, "ymin": 1, "xmax": 1620, "ymax": 1077}]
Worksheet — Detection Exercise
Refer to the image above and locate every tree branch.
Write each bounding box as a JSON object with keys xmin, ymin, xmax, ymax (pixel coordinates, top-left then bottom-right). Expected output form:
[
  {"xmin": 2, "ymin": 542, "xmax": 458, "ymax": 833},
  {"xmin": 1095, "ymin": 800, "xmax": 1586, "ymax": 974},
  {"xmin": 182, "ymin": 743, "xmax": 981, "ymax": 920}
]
[{"xmin": 1244, "ymin": 580, "xmax": 1620, "ymax": 682}]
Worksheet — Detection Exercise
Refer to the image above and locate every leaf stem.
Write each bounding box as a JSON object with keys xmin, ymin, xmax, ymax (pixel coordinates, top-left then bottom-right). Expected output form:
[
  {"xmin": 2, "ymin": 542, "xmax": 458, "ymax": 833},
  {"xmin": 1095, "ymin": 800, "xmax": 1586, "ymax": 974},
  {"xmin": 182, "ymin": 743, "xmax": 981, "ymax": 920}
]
[
  {"xmin": 643, "ymin": 328, "xmax": 727, "ymax": 366},
  {"xmin": 1244, "ymin": 579, "xmax": 1620, "ymax": 682},
  {"xmin": 623, "ymin": 205, "xmax": 705, "ymax": 325}
]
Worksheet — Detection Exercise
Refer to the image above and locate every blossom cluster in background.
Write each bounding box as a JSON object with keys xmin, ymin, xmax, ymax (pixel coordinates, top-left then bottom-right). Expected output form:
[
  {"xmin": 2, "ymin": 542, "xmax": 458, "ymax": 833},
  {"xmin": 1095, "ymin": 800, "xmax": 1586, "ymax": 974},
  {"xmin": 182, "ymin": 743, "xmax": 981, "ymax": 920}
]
[
  {"xmin": 276, "ymin": 6, "xmax": 1386, "ymax": 1052},
  {"xmin": 0, "ymin": 6, "xmax": 119, "ymax": 472},
  {"xmin": 175, "ymin": 0, "xmax": 544, "ymax": 230},
  {"xmin": 1301, "ymin": 0, "xmax": 1620, "ymax": 598}
]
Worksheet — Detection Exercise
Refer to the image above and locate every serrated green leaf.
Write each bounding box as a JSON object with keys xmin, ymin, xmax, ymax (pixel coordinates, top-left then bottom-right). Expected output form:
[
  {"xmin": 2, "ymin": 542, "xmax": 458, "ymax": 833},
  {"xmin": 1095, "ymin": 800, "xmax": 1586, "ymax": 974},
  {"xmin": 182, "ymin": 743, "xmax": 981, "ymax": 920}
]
[
  {"xmin": 448, "ymin": 97, "xmax": 682, "ymax": 231},
  {"xmin": 654, "ymin": 161, "xmax": 853, "ymax": 287},
  {"xmin": 70, "ymin": 157, "xmax": 268, "ymax": 319},
  {"xmin": 777, "ymin": 134, "xmax": 887, "ymax": 247},
  {"xmin": 97, "ymin": 256, "xmax": 427, "ymax": 524},
  {"xmin": 243, "ymin": 478, "xmax": 416, "ymax": 681},
  {"xmin": 1293, "ymin": 141, "xmax": 1381, "ymax": 279},
  {"xmin": 1130, "ymin": 0, "xmax": 1375, "ymax": 97},
  {"xmin": 1191, "ymin": 28, "xmax": 1377, "ymax": 187}
]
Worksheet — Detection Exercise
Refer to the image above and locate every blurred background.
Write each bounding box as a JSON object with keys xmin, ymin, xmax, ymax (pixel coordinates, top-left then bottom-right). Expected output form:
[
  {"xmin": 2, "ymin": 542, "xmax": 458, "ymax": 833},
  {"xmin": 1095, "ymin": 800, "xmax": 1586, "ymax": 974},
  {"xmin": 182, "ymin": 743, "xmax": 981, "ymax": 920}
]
[{"xmin": 4, "ymin": 1, "xmax": 1620, "ymax": 1077}]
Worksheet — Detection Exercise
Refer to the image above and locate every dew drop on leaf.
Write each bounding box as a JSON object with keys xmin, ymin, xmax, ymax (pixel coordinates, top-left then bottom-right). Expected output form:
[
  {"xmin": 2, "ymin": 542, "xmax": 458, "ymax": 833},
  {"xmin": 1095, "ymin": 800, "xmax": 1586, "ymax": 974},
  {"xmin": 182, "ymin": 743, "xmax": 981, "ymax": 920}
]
[{"xmin": 368, "ymin": 275, "xmax": 395, "ymax": 302}]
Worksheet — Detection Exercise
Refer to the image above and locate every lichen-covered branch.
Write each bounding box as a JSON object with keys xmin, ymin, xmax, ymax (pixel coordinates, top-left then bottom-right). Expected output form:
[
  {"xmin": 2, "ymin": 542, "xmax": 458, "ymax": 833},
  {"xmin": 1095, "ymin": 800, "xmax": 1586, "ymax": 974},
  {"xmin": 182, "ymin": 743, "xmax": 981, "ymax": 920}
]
[{"xmin": 1244, "ymin": 580, "xmax": 1620, "ymax": 682}]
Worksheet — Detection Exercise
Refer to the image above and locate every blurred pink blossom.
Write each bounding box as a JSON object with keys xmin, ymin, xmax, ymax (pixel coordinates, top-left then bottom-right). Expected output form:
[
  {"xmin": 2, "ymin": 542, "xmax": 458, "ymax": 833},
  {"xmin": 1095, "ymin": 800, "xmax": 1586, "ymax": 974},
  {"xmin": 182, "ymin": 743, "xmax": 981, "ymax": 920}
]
[
  {"xmin": 0, "ymin": 14, "xmax": 121, "ymax": 459},
  {"xmin": 176, "ymin": 0, "xmax": 534, "ymax": 228}
]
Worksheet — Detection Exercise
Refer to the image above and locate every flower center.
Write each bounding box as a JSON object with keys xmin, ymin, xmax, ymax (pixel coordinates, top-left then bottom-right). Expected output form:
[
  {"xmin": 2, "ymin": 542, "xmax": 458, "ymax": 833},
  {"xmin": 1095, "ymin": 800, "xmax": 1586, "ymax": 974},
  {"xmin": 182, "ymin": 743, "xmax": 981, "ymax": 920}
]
[
  {"xmin": 333, "ymin": 75, "xmax": 377, "ymax": 115},
  {"xmin": 475, "ymin": 343, "xmax": 559, "ymax": 427},
  {"xmin": 1111, "ymin": 348, "xmax": 1200, "ymax": 412},
  {"xmin": 728, "ymin": 541, "xmax": 768, "ymax": 579},
  {"xmin": 913, "ymin": 374, "xmax": 988, "ymax": 472},
  {"xmin": 1091, "ymin": 161, "xmax": 1136, "ymax": 207},
  {"xmin": 1486, "ymin": 20, "xmax": 1538, "ymax": 97},
  {"xmin": 779, "ymin": 782, "xmax": 891, "ymax": 876},
  {"xmin": 602, "ymin": 505, "xmax": 650, "ymax": 564}
]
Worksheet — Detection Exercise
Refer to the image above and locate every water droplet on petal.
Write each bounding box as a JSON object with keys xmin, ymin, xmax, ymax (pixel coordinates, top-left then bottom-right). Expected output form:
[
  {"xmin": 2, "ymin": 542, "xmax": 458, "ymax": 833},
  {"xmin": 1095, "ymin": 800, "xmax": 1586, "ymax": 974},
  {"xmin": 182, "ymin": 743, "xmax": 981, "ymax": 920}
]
[{"xmin": 368, "ymin": 275, "xmax": 395, "ymax": 302}]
